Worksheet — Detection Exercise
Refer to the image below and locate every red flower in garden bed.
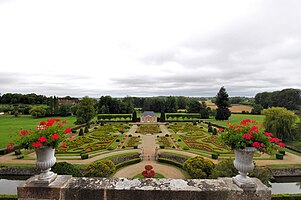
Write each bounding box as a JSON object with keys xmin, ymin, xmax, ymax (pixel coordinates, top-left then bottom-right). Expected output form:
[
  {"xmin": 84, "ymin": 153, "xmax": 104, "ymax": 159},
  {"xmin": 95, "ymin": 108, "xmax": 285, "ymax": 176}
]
[
  {"xmin": 142, "ymin": 165, "xmax": 156, "ymax": 178},
  {"xmin": 219, "ymin": 119, "xmax": 285, "ymax": 153},
  {"xmin": 7, "ymin": 118, "xmax": 72, "ymax": 150}
]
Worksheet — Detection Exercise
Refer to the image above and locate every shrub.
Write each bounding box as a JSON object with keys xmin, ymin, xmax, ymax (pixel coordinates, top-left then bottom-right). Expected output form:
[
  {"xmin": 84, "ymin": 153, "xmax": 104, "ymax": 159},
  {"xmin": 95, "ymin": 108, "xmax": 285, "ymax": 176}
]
[
  {"xmin": 183, "ymin": 156, "xmax": 215, "ymax": 178},
  {"xmin": 122, "ymin": 146, "xmax": 125, "ymax": 149},
  {"xmin": 157, "ymin": 135, "xmax": 159, "ymax": 138},
  {"xmin": 80, "ymin": 153, "xmax": 89, "ymax": 159},
  {"xmin": 78, "ymin": 129, "xmax": 84, "ymax": 136},
  {"xmin": 165, "ymin": 134, "xmax": 169, "ymax": 137},
  {"xmin": 52, "ymin": 162, "xmax": 82, "ymax": 177},
  {"xmin": 14, "ymin": 149, "xmax": 22, "ymax": 156},
  {"xmin": 129, "ymin": 134, "xmax": 132, "ymax": 137},
  {"xmin": 138, "ymin": 135, "xmax": 140, "ymax": 138},
  {"xmin": 84, "ymin": 126, "xmax": 89, "ymax": 133},
  {"xmin": 193, "ymin": 121, "xmax": 197, "ymax": 125},
  {"xmin": 116, "ymin": 139, "xmax": 120, "ymax": 142},
  {"xmin": 178, "ymin": 139, "xmax": 181, "ymax": 142},
  {"xmin": 72, "ymin": 130, "xmax": 77, "ymax": 133},
  {"xmin": 172, "ymin": 146, "xmax": 176, "ymax": 148},
  {"xmin": 94, "ymin": 127, "xmax": 98, "ymax": 130},
  {"xmin": 101, "ymin": 121, "xmax": 105, "ymax": 126},
  {"xmin": 85, "ymin": 160, "xmax": 116, "ymax": 177},
  {"xmin": 211, "ymin": 154, "xmax": 219, "ymax": 159},
  {"xmin": 133, "ymin": 146, "xmax": 138, "ymax": 149},
  {"xmin": 276, "ymin": 153, "xmax": 284, "ymax": 160},
  {"xmin": 279, "ymin": 150, "xmax": 285, "ymax": 155},
  {"xmin": 159, "ymin": 131, "xmax": 162, "ymax": 133},
  {"xmin": 208, "ymin": 125, "xmax": 213, "ymax": 132},
  {"xmin": 212, "ymin": 128, "xmax": 217, "ymax": 135},
  {"xmin": 159, "ymin": 145, "xmax": 165, "ymax": 149}
]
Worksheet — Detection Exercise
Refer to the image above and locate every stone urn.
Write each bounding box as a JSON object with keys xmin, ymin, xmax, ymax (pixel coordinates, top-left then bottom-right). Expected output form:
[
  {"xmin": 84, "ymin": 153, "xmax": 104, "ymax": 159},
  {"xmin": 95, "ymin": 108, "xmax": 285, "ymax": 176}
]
[
  {"xmin": 233, "ymin": 147, "xmax": 257, "ymax": 188},
  {"xmin": 35, "ymin": 146, "xmax": 57, "ymax": 183}
]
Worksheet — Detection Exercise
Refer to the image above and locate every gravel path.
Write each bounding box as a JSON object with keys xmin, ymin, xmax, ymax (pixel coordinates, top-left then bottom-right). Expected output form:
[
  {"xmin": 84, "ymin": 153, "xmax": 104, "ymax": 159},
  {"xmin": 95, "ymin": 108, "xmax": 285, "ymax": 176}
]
[{"xmin": 113, "ymin": 160, "xmax": 186, "ymax": 179}]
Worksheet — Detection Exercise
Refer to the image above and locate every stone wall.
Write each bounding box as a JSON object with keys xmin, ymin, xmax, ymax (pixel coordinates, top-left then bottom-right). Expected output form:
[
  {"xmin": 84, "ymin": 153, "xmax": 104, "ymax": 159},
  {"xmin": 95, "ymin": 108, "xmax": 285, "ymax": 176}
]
[
  {"xmin": 17, "ymin": 176, "xmax": 271, "ymax": 200},
  {"xmin": 269, "ymin": 167, "xmax": 301, "ymax": 177},
  {"xmin": 158, "ymin": 153, "xmax": 187, "ymax": 164},
  {"xmin": 109, "ymin": 153, "xmax": 140, "ymax": 165},
  {"xmin": 0, "ymin": 166, "xmax": 39, "ymax": 176}
]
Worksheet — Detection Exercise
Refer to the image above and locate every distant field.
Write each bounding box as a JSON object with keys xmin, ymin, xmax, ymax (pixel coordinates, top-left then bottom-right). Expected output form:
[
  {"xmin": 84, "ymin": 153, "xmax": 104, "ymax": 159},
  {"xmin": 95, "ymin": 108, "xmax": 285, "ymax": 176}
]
[
  {"xmin": 203, "ymin": 114, "xmax": 265, "ymax": 127},
  {"xmin": 0, "ymin": 115, "xmax": 76, "ymax": 149},
  {"xmin": 205, "ymin": 101, "xmax": 253, "ymax": 113}
]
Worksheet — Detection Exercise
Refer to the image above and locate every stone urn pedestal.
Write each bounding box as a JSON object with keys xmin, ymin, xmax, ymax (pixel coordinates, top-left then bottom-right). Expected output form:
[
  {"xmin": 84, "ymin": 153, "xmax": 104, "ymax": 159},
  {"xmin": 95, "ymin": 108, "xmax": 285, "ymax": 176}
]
[
  {"xmin": 34, "ymin": 146, "xmax": 57, "ymax": 184},
  {"xmin": 233, "ymin": 147, "xmax": 257, "ymax": 190}
]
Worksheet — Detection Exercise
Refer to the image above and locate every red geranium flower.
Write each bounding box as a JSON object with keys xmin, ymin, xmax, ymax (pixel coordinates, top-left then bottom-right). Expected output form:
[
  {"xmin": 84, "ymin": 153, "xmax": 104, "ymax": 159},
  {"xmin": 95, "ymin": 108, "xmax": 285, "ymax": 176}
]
[
  {"xmin": 52, "ymin": 133, "xmax": 59, "ymax": 140},
  {"xmin": 64, "ymin": 127, "xmax": 72, "ymax": 134},
  {"xmin": 252, "ymin": 142, "xmax": 260, "ymax": 148},
  {"xmin": 32, "ymin": 141, "xmax": 42, "ymax": 148},
  {"xmin": 38, "ymin": 136, "xmax": 47, "ymax": 143}
]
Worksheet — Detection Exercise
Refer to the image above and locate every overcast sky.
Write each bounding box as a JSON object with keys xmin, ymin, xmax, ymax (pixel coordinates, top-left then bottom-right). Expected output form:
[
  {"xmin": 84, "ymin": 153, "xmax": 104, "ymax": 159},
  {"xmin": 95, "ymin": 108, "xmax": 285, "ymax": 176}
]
[{"xmin": 0, "ymin": 0, "xmax": 301, "ymax": 98}]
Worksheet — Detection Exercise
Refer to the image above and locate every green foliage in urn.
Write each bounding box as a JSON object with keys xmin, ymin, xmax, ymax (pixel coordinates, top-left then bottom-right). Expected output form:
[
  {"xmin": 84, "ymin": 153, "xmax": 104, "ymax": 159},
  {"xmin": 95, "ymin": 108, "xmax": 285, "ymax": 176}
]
[{"xmin": 183, "ymin": 156, "xmax": 215, "ymax": 178}]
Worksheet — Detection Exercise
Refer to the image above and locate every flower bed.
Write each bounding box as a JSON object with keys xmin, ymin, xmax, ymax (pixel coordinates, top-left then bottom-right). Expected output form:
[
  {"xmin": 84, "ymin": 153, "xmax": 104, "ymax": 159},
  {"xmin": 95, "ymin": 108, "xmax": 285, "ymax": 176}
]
[
  {"xmin": 157, "ymin": 137, "xmax": 172, "ymax": 148},
  {"xmin": 136, "ymin": 125, "xmax": 160, "ymax": 134},
  {"xmin": 126, "ymin": 137, "xmax": 140, "ymax": 147}
]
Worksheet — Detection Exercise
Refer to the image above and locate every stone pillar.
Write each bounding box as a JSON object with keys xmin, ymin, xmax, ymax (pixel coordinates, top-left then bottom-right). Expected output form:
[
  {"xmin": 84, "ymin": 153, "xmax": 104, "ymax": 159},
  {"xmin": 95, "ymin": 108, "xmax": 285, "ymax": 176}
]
[{"xmin": 17, "ymin": 175, "xmax": 72, "ymax": 200}]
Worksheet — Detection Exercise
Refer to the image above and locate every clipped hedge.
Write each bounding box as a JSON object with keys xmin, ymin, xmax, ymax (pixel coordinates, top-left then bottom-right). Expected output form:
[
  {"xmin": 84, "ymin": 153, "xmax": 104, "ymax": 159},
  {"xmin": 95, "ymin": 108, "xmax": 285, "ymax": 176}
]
[
  {"xmin": 115, "ymin": 158, "xmax": 141, "ymax": 170},
  {"xmin": 157, "ymin": 158, "xmax": 183, "ymax": 169},
  {"xmin": 0, "ymin": 194, "xmax": 17, "ymax": 200},
  {"xmin": 272, "ymin": 194, "xmax": 301, "ymax": 200}
]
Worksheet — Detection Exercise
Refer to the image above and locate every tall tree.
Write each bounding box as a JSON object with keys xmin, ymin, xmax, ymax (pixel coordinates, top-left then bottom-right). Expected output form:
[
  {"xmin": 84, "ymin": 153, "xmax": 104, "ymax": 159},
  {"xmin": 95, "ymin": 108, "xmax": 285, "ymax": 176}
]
[
  {"xmin": 200, "ymin": 101, "xmax": 209, "ymax": 119},
  {"xmin": 188, "ymin": 99, "xmax": 201, "ymax": 113},
  {"xmin": 160, "ymin": 111, "xmax": 166, "ymax": 122},
  {"xmin": 215, "ymin": 87, "xmax": 231, "ymax": 120},
  {"xmin": 75, "ymin": 96, "xmax": 96, "ymax": 126},
  {"xmin": 132, "ymin": 110, "xmax": 137, "ymax": 122},
  {"xmin": 262, "ymin": 107, "xmax": 298, "ymax": 141}
]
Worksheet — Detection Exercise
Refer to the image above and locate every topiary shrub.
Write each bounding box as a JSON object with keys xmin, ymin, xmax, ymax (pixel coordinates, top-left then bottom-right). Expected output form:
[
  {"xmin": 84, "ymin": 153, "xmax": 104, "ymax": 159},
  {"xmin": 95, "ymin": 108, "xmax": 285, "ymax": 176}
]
[
  {"xmin": 84, "ymin": 126, "xmax": 89, "ymax": 133},
  {"xmin": 52, "ymin": 162, "xmax": 83, "ymax": 177},
  {"xmin": 14, "ymin": 149, "xmax": 22, "ymax": 156},
  {"xmin": 193, "ymin": 121, "xmax": 197, "ymax": 125},
  {"xmin": 178, "ymin": 139, "xmax": 181, "ymax": 142},
  {"xmin": 101, "ymin": 121, "xmax": 105, "ymax": 126},
  {"xmin": 276, "ymin": 153, "xmax": 284, "ymax": 160},
  {"xmin": 157, "ymin": 135, "xmax": 159, "ymax": 138},
  {"xmin": 211, "ymin": 154, "xmax": 219, "ymax": 159},
  {"xmin": 138, "ymin": 135, "xmax": 140, "ymax": 138},
  {"xmin": 122, "ymin": 146, "xmax": 125, "ymax": 149},
  {"xmin": 80, "ymin": 153, "xmax": 89, "ymax": 159},
  {"xmin": 116, "ymin": 139, "xmax": 120, "ymax": 142},
  {"xmin": 279, "ymin": 150, "xmax": 285, "ymax": 155},
  {"xmin": 172, "ymin": 146, "xmax": 176, "ymax": 149},
  {"xmin": 208, "ymin": 125, "xmax": 213, "ymax": 132},
  {"xmin": 183, "ymin": 156, "xmax": 215, "ymax": 178},
  {"xmin": 212, "ymin": 128, "xmax": 217, "ymax": 135},
  {"xmin": 78, "ymin": 129, "xmax": 84, "ymax": 136},
  {"xmin": 85, "ymin": 160, "xmax": 116, "ymax": 177},
  {"xmin": 129, "ymin": 134, "xmax": 132, "ymax": 137},
  {"xmin": 159, "ymin": 145, "xmax": 165, "ymax": 149},
  {"xmin": 165, "ymin": 134, "xmax": 169, "ymax": 137},
  {"xmin": 133, "ymin": 146, "xmax": 138, "ymax": 149}
]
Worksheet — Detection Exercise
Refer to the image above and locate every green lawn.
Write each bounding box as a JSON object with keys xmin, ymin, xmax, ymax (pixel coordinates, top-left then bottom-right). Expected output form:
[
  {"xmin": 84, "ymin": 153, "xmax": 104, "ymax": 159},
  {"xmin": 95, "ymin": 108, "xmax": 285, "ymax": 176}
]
[
  {"xmin": 0, "ymin": 115, "xmax": 76, "ymax": 149},
  {"xmin": 203, "ymin": 114, "xmax": 265, "ymax": 127},
  {"xmin": 133, "ymin": 173, "xmax": 165, "ymax": 178}
]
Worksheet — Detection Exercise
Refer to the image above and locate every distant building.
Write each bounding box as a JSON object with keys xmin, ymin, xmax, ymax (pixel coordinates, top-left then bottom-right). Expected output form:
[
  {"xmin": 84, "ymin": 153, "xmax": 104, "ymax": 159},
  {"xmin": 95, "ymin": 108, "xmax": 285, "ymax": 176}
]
[{"xmin": 141, "ymin": 111, "xmax": 157, "ymax": 123}]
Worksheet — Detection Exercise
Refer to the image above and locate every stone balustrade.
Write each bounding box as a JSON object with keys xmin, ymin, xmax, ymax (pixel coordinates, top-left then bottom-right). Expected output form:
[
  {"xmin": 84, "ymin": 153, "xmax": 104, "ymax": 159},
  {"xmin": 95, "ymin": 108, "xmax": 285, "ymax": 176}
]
[{"xmin": 17, "ymin": 175, "xmax": 271, "ymax": 200}]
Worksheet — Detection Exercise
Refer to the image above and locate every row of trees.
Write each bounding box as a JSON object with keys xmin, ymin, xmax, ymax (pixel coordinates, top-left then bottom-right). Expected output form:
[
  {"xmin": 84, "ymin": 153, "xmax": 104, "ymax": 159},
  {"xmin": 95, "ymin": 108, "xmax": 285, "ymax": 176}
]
[{"xmin": 255, "ymin": 88, "xmax": 301, "ymax": 110}]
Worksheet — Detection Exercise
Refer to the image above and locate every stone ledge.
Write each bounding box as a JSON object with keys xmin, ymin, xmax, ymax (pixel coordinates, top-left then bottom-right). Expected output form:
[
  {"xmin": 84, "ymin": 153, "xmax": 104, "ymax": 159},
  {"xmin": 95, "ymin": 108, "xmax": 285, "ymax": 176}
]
[{"xmin": 18, "ymin": 176, "xmax": 271, "ymax": 200}]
